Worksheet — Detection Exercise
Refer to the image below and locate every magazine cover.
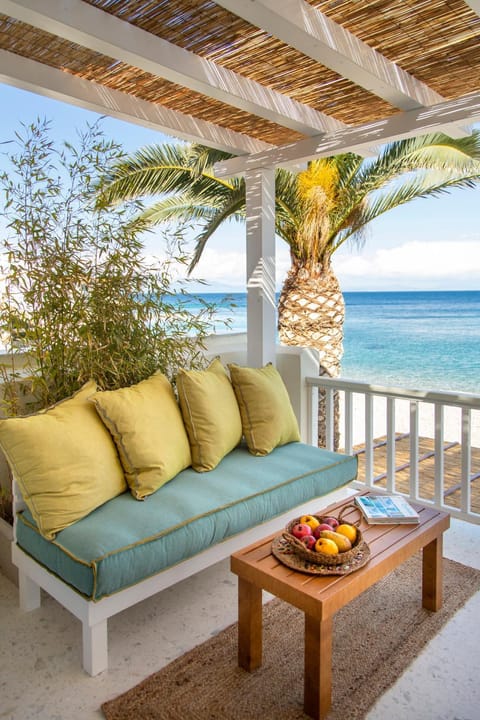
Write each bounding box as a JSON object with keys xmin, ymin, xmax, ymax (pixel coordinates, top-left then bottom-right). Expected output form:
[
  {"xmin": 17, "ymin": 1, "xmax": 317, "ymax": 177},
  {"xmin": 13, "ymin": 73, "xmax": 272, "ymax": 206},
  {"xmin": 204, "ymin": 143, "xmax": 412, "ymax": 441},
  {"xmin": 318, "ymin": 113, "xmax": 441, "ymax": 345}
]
[{"xmin": 355, "ymin": 495, "xmax": 420, "ymax": 524}]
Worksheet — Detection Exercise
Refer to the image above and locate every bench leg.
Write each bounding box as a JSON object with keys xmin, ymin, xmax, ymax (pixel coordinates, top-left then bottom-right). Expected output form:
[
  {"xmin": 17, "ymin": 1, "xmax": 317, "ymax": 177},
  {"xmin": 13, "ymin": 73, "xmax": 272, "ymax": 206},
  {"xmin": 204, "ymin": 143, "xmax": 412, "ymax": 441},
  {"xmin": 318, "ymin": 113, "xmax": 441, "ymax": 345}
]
[
  {"xmin": 18, "ymin": 571, "xmax": 41, "ymax": 612},
  {"xmin": 82, "ymin": 619, "xmax": 108, "ymax": 676}
]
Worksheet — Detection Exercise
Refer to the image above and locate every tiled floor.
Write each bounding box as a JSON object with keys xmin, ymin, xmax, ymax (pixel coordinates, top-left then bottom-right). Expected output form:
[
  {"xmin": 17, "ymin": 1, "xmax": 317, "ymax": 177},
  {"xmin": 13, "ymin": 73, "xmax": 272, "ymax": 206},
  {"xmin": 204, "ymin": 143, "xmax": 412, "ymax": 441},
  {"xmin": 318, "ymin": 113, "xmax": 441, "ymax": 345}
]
[{"xmin": 1, "ymin": 518, "xmax": 479, "ymax": 720}]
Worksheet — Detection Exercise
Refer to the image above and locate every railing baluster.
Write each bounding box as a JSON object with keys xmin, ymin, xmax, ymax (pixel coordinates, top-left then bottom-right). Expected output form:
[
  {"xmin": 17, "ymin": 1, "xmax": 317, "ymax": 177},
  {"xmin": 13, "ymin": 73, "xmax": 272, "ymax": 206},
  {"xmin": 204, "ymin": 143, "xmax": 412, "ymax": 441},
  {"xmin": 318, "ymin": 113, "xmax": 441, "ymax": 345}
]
[
  {"xmin": 364, "ymin": 393, "xmax": 374, "ymax": 487},
  {"xmin": 304, "ymin": 375, "xmax": 480, "ymax": 524},
  {"xmin": 344, "ymin": 391, "xmax": 353, "ymax": 455},
  {"xmin": 307, "ymin": 385, "xmax": 318, "ymax": 447},
  {"xmin": 409, "ymin": 400, "xmax": 419, "ymax": 501},
  {"xmin": 386, "ymin": 397, "xmax": 396, "ymax": 492},
  {"xmin": 434, "ymin": 403, "xmax": 444, "ymax": 508},
  {"xmin": 461, "ymin": 407, "xmax": 472, "ymax": 515},
  {"xmin": 325, "ymin": 387, "xmax": 334, "ymax": 451}
]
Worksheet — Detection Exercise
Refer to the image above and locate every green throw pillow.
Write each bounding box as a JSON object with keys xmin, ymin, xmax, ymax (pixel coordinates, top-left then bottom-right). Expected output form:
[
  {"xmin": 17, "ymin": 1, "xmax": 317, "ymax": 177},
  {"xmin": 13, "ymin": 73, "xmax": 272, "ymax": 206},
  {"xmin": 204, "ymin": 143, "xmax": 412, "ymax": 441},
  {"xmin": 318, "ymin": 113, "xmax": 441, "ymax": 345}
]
[
  {"xmin": 228, "ymin": 362, "xmax": 300, "ymax": 456},
  {"xmin": 177, "ymin": 358, "xmax": 242, "ymax": 471},
  {"xmin": 0, "ymin": 380, "xmax": 127, "ymax": 540},
  {"xmin": 91, "ymin": 373, "xmax": 191, "ymax": 499}
]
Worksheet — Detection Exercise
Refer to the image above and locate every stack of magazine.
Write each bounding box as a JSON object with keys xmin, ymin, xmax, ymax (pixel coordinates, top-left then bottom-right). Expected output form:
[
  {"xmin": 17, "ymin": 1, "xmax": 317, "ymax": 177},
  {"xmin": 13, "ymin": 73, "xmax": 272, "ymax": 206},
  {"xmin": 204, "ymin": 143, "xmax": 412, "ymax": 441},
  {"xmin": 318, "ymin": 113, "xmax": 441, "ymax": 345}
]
[{"xmin": 355, "ymin": 494, "xmax": 420, "ymax": 524}]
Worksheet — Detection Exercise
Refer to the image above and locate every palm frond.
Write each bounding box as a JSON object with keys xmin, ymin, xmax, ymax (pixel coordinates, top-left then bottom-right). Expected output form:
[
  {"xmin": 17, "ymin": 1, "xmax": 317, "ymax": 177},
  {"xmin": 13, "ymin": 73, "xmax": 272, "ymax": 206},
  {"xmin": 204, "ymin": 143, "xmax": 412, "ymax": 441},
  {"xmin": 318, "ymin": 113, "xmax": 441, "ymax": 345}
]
[
  {"xmin": 139, "ymin": 195, "xmax": 221, "ymax": 226},
  {"xmin": 97, "ymin": 143, "xmax": 235, "ymax": 207}
]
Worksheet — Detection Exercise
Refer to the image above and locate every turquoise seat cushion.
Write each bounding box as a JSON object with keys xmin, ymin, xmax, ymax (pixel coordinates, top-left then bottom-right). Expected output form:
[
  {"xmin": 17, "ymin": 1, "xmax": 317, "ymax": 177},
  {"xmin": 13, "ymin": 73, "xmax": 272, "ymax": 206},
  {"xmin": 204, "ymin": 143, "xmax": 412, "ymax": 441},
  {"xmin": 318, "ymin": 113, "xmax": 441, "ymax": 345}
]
[{"xmin": 15, "ymin": 442, "xmax": 357, "ymax": 601}]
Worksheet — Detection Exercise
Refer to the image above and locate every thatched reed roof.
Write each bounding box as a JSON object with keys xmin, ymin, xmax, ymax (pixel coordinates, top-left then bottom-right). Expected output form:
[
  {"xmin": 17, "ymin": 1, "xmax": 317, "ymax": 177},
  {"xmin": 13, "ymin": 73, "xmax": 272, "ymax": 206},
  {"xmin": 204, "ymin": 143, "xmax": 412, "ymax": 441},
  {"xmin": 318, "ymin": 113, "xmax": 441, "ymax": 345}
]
[{"xmin": 0, "ymin": 0, "xmax": 479, "ymax": 163}]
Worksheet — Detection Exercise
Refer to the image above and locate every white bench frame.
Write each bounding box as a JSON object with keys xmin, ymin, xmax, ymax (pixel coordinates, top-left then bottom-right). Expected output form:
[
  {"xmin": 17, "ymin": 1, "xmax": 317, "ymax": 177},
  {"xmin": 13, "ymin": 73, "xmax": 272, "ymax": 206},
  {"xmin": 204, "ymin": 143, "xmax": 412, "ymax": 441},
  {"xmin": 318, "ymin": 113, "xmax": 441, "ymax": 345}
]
[{"xmin": 12, "ymin": 478, "xmax": 353, "ymax": 675}]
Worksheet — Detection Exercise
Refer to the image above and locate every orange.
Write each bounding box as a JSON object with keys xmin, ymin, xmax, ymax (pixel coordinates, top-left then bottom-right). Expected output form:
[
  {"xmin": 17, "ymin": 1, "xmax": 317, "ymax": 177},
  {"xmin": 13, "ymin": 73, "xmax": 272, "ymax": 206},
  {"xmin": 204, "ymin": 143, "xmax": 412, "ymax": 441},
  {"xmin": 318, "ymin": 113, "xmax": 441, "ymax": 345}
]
[{"xmin": 336, "ymin": 523, "xmax": 357, "ymax": 543}]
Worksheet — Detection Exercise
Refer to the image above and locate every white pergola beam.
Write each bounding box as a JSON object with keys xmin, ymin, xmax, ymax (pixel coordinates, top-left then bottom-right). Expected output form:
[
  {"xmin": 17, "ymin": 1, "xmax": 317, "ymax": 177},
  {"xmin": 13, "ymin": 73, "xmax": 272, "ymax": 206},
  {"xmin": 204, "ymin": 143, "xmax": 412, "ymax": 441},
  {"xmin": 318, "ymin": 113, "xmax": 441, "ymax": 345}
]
[
  {"xmin": 0, "ymin": 50, "xmax": 272, "ymax": 155},
  {"xmin": 215, "ymin": 0, "xmax": 444, "ymax": 111},
  {"xmin": 215, "ymin": 92, "xmax": 480, "ymax": 176},
  {"xmin": 0, "ymin": 0, "xmax": 346, "ymax": 137},
  {"xmin": 464, "ymin": 1, "xmax": 480, "ymax": 15}
]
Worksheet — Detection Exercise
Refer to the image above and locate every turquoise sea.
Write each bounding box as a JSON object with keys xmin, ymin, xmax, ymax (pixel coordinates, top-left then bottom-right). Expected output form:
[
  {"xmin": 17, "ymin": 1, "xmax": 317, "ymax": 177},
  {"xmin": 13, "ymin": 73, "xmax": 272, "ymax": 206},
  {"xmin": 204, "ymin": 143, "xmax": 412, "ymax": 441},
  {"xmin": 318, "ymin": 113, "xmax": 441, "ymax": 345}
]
[{"xmin": 188, "ymin": 290, "xmax": 480, "ymax": 395}]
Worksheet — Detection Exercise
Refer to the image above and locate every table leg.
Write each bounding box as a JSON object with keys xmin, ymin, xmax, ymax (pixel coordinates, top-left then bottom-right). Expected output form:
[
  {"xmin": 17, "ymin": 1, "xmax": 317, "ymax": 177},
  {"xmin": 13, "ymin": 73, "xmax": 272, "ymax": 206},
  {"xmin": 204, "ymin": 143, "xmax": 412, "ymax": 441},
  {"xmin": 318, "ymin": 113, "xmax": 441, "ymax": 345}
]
[
  {"xmin": 237, "ymin": 576, "xmax": 263, "ymax": 671},
  {"xmin": 422, "ymin": 534, "xmax": 443, "ymax": 611},
  {"xmin": 304, "ymin": 614, "xmax": 333, "ymax": 720}
]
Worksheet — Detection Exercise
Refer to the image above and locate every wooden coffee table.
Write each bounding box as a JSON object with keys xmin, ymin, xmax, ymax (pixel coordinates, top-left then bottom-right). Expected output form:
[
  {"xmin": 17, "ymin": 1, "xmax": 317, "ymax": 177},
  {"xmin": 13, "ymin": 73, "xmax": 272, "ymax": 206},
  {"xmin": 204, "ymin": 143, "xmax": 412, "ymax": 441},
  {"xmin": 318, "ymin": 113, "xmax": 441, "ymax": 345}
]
[{"xmin": 230, "ymin": 491, "xmax": 450, "ymax": 720}]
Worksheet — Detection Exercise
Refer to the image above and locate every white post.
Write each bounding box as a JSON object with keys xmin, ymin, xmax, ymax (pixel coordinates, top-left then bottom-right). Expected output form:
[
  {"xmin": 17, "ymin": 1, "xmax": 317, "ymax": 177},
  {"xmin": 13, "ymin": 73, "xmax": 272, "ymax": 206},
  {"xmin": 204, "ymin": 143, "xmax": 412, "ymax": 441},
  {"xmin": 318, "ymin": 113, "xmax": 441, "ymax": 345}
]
[
  {"xmin": 434, "ymin": 403, "xmax": 444, "ymax": 507},
  {"xmin": 386, "ymin": 397, "xmax": 396, "ymax": 492},
  {"xmin": 245, "ymin": 167, "xmax": 276, "ymax": 367},
  {"xmin": 409, "ymin": 400, "xmax": 419, "ymax": 500},
  {"xmin": 18, "ymin": 571, "xmax": 41, "ymax": 612},
  {"xmin": 364, "ymin": 393, "xmax": 374, "ymax": 487},
  {"xmin": 82, "ymin": 619, "xmax": 108, "ymax": 676},
  {"xmin": 461, "ymin": 407, "xmax": 471, "ymax": 514}
]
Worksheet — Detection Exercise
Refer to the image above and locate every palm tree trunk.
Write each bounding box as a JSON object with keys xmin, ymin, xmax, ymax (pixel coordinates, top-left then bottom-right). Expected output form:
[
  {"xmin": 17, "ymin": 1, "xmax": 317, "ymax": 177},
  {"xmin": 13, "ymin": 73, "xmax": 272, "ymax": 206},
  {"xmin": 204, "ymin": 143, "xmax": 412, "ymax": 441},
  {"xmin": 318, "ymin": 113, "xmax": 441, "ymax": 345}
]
[{"xmin": 278, "ymin": 262, "xmax": 344, "ymax": 449}]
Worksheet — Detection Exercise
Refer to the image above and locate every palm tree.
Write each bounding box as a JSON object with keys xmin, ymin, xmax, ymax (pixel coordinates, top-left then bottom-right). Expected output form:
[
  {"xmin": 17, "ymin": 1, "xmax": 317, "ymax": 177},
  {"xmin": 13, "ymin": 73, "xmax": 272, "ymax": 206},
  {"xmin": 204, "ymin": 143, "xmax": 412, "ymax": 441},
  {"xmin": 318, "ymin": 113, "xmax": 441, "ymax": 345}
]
[{"xmin": 98, "ymin": 134, "xmax": 480, "ymax": 444}]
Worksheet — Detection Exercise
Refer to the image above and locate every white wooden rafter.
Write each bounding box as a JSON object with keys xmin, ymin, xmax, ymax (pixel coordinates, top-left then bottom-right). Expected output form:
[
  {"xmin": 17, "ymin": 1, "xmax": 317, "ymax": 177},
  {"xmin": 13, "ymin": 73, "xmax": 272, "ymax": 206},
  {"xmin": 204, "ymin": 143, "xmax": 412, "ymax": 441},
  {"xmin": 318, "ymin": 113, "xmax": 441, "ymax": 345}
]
[
  {"xmin": 214, "ymin": 0, "xmax": 444, "ymax": 111},
  {"xmin": 0, "ymin": 50, "xmax": 271, "ymax": 155},
  {"xmin": 464, "ymin": 1, "xmax": 480, "ymax": 15},
  {"xmin": 0, "ymin": 0, "xmax": 346, "ymax": 137},
  {"xmin": 215, "ymin": 91, "xmax": 480, "ymax": 176}
]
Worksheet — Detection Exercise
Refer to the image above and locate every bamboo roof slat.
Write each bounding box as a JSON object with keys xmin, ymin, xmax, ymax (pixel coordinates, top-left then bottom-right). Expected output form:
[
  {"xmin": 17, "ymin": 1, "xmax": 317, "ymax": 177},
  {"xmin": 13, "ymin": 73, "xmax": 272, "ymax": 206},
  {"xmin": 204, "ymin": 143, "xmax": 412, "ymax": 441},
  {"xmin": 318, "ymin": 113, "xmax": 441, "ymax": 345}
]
[{"xmin": 0, "ymin": 0, "xmax": 478, "ymax": 149}]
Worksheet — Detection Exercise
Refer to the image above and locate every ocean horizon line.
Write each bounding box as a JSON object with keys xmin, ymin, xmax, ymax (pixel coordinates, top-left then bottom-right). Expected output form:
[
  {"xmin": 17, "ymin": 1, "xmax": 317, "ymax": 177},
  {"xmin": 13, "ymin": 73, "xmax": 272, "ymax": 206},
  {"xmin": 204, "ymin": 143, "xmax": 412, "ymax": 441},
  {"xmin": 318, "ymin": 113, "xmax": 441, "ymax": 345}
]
[{"xmin": 185, "ymin": 288, "xmax": 480, "ymax": 297}]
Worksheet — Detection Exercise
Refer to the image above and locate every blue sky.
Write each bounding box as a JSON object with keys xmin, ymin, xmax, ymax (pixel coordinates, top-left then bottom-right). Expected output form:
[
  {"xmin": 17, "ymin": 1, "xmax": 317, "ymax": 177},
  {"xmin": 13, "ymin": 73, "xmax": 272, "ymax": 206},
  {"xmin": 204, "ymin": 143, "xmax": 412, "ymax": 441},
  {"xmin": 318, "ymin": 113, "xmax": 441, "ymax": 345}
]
[{"xmin": 1, "ymin": 84, "xmax": 479, "ymax": 293}]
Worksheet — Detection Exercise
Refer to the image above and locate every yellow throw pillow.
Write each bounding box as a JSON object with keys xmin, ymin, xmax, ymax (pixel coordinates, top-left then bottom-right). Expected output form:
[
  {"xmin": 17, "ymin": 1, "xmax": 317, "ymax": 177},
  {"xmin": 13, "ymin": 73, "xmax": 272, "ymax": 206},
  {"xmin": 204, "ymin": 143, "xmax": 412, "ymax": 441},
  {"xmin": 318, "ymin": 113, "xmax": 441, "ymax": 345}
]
[
  {"xmin": 0, "ymin": 380, "xmax": 127, "ymax": 540},
  {"xmin": 91, "ymin": 373, "xmax": 191, "ymax": 499},
  {"xmin": 177, "ymin": 358, "xmax": 242, "ymax": 471},
  {"xmin": 228, "ymin": 362, "xmax": 301, "ymax": 456}
]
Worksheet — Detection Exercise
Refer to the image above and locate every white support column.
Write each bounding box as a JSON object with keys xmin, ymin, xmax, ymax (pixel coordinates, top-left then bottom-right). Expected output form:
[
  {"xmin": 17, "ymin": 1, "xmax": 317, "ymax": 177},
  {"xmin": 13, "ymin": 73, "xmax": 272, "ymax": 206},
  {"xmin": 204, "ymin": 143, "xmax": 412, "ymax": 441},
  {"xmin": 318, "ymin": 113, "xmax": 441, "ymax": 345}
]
[{"xmin": 245, "ymin": 167, "xmax": 276, "ymax": 367}]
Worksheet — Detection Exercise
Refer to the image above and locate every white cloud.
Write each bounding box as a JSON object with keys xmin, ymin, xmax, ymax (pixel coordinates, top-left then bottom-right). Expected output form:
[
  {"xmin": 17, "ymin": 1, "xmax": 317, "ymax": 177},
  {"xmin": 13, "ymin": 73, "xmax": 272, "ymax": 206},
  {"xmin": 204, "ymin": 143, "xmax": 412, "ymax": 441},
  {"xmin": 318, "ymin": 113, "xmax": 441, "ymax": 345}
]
[
  {"xmin": 145, "ymin": 237, "xmax": 480, "ymax": 292},
  {"xmin": 187, "ymin": 244, "xmax": 292, "ymax": 291},
  {"xmin": 334, "ymin": 239, "xmax": 480, "ymax": 290}
]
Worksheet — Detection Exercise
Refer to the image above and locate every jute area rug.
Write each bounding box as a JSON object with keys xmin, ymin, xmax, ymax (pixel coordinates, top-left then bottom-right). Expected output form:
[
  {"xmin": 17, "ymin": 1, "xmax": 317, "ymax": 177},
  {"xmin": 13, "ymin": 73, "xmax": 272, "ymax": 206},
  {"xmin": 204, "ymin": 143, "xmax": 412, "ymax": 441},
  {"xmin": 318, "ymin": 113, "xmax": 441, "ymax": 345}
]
[{"xmin": 102, "ymin": 555, "xmax": 479, "ymax": 720}]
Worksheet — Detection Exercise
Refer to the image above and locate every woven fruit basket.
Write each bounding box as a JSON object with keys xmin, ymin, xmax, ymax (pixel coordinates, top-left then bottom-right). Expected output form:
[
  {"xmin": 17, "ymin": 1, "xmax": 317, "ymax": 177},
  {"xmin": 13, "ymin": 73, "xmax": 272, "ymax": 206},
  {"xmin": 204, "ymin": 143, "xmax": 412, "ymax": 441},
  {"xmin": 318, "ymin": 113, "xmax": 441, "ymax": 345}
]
[{"xmin": 282, "ymin": 504, "xmax": 366, "ymax": 567}]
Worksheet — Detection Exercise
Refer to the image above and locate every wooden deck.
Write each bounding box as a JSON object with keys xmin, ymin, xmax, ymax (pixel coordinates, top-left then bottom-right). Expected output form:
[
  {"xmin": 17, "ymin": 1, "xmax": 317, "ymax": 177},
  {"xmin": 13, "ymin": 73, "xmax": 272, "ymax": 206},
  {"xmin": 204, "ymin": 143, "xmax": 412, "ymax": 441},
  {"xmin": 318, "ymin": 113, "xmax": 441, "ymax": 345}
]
[{"xmin": 350, "ymin": 435, "xmax": 480, "ymax": 516}]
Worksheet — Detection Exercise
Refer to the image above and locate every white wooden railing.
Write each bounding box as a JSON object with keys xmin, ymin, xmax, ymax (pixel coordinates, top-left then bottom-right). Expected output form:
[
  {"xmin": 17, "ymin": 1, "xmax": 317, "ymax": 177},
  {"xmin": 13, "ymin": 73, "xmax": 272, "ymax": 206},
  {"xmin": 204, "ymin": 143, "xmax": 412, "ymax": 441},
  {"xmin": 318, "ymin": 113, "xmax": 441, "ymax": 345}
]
[{"xmin": 306, "ymin": 376, "xmax": 480, "ymax": 524}]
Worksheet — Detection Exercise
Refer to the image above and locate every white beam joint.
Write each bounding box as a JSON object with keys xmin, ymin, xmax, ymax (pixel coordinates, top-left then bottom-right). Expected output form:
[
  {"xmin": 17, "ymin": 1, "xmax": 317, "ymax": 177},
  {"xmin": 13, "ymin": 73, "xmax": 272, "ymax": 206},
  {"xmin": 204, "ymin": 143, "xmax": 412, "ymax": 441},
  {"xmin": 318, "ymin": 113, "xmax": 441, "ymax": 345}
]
[{"xmin": 215, "ymin": 91, "xmax": 480, "ymax": 176}]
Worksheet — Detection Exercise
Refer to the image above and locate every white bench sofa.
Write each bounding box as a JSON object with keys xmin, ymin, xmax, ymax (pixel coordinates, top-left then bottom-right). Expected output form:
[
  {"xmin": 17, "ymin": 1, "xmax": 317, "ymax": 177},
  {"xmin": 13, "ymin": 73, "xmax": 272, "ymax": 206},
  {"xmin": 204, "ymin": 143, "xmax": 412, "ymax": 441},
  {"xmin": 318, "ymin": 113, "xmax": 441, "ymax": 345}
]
[{"xmin": 5, "ymin": 342, "xmax": 357, "ymax": 675}]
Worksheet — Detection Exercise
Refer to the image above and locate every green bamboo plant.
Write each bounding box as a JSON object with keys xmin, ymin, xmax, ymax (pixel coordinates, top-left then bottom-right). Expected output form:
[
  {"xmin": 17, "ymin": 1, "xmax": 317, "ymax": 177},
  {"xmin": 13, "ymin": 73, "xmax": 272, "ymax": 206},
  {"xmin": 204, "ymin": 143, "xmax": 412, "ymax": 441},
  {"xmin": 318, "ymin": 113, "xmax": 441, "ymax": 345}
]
[{"xmin": 0, "ymin": 119, "xmax": 221, "ymax": 521}]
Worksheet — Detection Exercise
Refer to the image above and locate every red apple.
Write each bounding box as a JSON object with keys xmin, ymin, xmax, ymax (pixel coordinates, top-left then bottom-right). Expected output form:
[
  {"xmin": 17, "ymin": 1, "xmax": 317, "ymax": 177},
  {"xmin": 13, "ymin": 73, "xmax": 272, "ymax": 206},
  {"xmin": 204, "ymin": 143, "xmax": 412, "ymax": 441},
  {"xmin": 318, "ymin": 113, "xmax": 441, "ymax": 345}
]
[
  {"xmin": 313, "ymin": 523, "xmax": 335, "ymax": 538},
  {"xmin": 323, "ymin": 517, "xmax": 339, "ymax": 529},
  {"xmin": 291, "ymin": 523, "xmax": 312, "ymax": 540},
  {"xmin": 301, "ymin": 535, "xmax": 316, "ymax": 550}
]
